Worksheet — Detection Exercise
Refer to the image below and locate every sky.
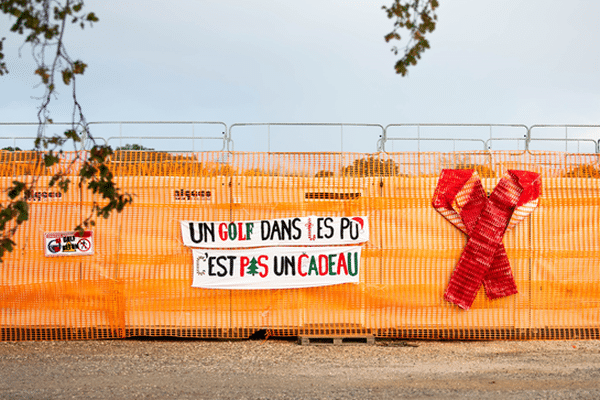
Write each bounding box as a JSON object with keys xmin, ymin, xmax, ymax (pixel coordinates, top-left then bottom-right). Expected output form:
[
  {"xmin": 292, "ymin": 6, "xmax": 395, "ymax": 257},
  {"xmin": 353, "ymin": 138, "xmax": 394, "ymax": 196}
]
[{"xmin": 1, "ymin": 0, "xmax": 600, "ymax": 152}]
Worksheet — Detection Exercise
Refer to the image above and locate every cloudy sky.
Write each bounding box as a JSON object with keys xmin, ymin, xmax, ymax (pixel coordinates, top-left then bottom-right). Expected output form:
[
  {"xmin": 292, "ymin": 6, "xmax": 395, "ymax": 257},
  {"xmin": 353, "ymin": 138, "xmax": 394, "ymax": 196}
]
[{"xmin": 1, "ymin": 0, "xmax": 599, "ymax": 152}]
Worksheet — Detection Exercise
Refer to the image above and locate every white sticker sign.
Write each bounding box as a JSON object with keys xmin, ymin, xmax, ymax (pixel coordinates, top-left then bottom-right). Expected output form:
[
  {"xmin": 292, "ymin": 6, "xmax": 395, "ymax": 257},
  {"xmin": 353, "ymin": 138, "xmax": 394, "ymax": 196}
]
[
  {"xmin": 44, "ymin": 231, "xmax": 94, "ymax": 257},
  {"xmin": 181, "ymin": 216, "xmax": 369, "ymax": 248},
  {"xmin": 191, "ymin": 246, "xmax": 361, "ymax": 289}
]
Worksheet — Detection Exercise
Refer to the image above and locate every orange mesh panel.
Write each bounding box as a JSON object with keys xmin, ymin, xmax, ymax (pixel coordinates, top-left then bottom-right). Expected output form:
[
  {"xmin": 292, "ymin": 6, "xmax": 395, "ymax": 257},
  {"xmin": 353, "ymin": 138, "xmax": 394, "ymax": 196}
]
[{"xmin": 0, "ymin": 151, "xmax": 599, "ymax": 340}]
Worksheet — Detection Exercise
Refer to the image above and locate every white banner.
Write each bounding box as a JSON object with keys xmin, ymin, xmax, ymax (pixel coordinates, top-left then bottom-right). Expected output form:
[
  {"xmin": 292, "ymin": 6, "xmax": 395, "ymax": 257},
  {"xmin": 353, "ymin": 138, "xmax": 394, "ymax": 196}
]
[
  {"xmin": 44, "ymin": 231, "xmax": 94, "ymax": 257},
  {"xmin": 181, "ymin": 216, "xmax": 368, "ymax": 248},
  {"xmin": 191, "ymin": 246, "xmax": 361, "ymax": 289}
]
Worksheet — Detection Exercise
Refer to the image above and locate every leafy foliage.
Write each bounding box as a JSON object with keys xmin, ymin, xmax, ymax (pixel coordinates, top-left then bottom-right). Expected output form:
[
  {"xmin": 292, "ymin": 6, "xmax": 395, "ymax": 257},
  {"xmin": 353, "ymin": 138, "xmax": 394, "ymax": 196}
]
[
  {"xmin": 243, "ymin": 168, "xmax": 268, "ymax": 177},
  {"xmin": 111, "ymin": 150, "xmax": 172, "ymax": 163},
  {"xmin": 0, "ymin": 1, "xmax": 131, "ymax": 260},
  {"xmin": 108, "ymin": 151, "xmax": 236, "ymax": 177},
  {"xmin": 315, "ymin": 170, "xmax": 335, "ymax": 178},
  {"xmin": 564, "ymin": 164, "xmax": 600, "ymax": 178},
  {"xmin": 383, "ymin": 0, "xmax": 439, "ymax": 76},
  {"xmin": 342, "ymin": 156, "xmax": 399, "ymax": 177},
  {"xmin": 0, "ymin": 150, "xmax": 48, "ymax": 176},
  {"xmin": 455, "ymin": 163, "xmax": 496, "ymax": 178},
  {"xmin": 115, "ymin": 144, "xmax": 155, "ymax": 151}
]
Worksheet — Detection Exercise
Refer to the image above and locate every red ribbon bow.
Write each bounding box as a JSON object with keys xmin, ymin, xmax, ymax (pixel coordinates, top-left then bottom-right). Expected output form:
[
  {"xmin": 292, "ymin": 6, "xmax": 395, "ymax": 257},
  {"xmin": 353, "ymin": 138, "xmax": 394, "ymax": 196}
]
[{"xmin": 432, "ymin": 169, "xmax": 541, "ymax": 310}]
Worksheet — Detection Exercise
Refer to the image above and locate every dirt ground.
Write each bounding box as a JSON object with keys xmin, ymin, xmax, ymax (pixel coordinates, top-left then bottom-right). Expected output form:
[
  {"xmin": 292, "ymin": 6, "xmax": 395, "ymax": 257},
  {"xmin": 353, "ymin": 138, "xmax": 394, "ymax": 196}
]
[{"xmin": 1, "ymin": 337, "xmax": 600, "ymax": 399}]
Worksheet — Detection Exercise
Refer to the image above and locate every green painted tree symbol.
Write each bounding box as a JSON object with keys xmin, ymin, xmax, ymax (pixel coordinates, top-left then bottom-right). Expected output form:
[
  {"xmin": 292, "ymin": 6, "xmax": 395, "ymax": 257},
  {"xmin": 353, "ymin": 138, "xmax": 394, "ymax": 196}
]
[{"xmin": 246, "ymin": 257, "xmax": 260, "ymax": 276}]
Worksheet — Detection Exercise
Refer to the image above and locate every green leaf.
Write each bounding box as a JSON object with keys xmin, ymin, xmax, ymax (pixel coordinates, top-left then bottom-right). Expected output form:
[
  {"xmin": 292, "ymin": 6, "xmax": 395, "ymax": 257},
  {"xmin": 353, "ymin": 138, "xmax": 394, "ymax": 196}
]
[
  {"xmin": 7, "ymin": 181, "xmax": 26, "ymax": 199},
  {"xmin": 384, "ymin": 0, "xmax": 438, "ymax": 76},
  {"xmin": 14, "ymin": 201, "xmax": 29, "ymax": 224},
  {"xmin": 62, "ymin": 68, "xmax": 73, "ymax": 84},
  {"xmin": 43, "ymin": 153, "xmax": 59, "ymax": 167}
]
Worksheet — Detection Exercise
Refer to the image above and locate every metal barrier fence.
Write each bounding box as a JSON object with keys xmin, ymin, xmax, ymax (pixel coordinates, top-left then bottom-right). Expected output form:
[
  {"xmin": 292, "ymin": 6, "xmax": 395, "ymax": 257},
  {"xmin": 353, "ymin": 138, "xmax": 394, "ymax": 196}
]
[
  {"xmin": 528, "ymin": 125, "xmax": 600, "ymax": 154},
  {"xmin": 228, "ymin": 123, "xmax": 386, "ymax": 152},
  {"xmin": 1, "ymin": 122, "xmax": 598, "ymax": 153},
  {"xmin": 382, "ymin": 123, "xmax": 530, "ymax": 152},
  {"xmin": 0, "ymin": 121, "xmax": 228, "ymax": 152},
  {"xmin": 0, "ymin": 150, "xmax": 599, "ymax": 341}
]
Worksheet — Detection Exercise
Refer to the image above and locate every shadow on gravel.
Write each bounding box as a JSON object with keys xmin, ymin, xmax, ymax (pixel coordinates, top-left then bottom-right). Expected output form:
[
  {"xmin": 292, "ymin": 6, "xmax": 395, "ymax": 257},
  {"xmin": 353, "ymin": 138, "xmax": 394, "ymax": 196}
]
[{"xmin": 123, "ymin": 330, "xmax": 421, "ymax": 348}]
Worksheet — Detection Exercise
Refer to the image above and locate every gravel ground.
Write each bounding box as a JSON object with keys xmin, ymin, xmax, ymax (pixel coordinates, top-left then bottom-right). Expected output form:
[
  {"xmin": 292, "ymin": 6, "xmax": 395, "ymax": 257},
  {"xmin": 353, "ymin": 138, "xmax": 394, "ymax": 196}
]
[{"xmin": 1, "ymin": 338, "xmax": 600, "ymax": 399}]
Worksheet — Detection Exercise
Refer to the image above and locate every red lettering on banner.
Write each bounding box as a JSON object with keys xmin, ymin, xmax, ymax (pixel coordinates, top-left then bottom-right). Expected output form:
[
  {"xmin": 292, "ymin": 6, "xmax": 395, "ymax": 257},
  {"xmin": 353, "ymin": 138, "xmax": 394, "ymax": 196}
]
[
  {"xmin": 337, "ymin": 253, "xmax": 348, "ymax": 275},
  {"xmin": 298, "ymin": 254, "xmax": 308, "ymax": 276},
  {"xmin": 258, "ymin": 255, "xmax": 269, "ymax": 278},
  {"xmin": 238, "ymin": 223, "xmax": 246, "ymax": 241},
  {"xmin": 218, "ymin": 223, "xmax": 228, "ymax": 241},
  {"xmin": 305, "ymin": 218, "xmax": 316, "ymax": 241},
  {"xmin": 240, "ymin": 256, "xmax": 249, "ymax": 277}
]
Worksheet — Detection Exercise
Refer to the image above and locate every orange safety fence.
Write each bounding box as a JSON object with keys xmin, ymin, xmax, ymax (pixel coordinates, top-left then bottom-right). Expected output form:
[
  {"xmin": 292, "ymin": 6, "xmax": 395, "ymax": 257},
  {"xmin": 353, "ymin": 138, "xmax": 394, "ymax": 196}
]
[{"xmin": 1, "ymin": 150, "xmax": 599, "ymax": 341}]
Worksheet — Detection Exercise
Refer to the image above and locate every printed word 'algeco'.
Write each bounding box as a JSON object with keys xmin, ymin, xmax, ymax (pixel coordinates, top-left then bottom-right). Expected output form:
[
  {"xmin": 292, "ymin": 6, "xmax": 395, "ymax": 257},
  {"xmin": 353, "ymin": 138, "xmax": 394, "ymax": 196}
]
[
  {"xmin": 174, "ymin": 189, "xmax": 211, "ymax": 201},
  {"xmin": 26, "ymin": 191, "xmax": 63, "ymax": 202}
]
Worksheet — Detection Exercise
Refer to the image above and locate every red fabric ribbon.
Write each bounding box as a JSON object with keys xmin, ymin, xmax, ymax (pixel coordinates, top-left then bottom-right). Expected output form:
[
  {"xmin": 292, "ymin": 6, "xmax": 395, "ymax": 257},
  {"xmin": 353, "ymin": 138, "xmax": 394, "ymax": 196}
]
[{"xmin": 432, "ymin": 169, "xmax": 541, "ymax": 310}]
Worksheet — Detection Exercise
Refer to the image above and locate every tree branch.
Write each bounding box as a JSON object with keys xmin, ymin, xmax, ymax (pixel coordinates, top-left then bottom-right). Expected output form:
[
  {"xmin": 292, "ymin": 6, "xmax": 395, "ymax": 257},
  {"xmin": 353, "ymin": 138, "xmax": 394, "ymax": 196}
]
[
  {"xmin": 0, "ymin": 0, "xmax": 130, "ymax": 260},
  {"xmin": 383, "ymin": 0, "xmax": 439, "ymax": 76}
]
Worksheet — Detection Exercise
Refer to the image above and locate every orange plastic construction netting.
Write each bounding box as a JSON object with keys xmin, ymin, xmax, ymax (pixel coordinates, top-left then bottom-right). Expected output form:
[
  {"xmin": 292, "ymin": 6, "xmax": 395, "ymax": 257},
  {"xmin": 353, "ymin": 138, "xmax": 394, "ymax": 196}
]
[{"xmin": 1, "ymin": 150, "xmax": 599, "ymax": 340}]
